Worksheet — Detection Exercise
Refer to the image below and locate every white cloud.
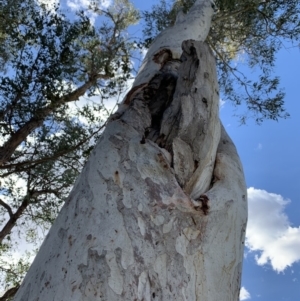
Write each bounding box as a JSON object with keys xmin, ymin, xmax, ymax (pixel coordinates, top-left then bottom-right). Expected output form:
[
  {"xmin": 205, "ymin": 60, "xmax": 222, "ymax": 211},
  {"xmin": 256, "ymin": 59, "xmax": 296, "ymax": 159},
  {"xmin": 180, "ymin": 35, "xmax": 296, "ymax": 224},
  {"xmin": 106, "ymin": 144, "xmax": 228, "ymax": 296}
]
[
  {"xmin": 36, "ymin": 0, "xmax": 59, "ymax": 12},
  {"xmin": 37, "ymin": 0, "xmax": 59, "ymax": 7},
  {"xmin": 246, "ymin": 187, "xmax": 300, "ymax": 272},
  {"xmin": 240, "ymin": 287, "xmax": 251, "ymax": 300},
  {"xmin": 219, "ymin": 98, "xmax": 226, "ymax": 109},
  {"xmin": 66, "ymin": 0, "xmax": 112, "ymax": 23},
  {"xmin": 66, "ymin": 0, "xmax": 90, "ymax": 10},
  {"xmin": 255, "ymin": 143, "xmax": 262, "ymax": 151},
  {"xmin": 140, "ymin": 47, "xmax": 148, "ymax": 60}
]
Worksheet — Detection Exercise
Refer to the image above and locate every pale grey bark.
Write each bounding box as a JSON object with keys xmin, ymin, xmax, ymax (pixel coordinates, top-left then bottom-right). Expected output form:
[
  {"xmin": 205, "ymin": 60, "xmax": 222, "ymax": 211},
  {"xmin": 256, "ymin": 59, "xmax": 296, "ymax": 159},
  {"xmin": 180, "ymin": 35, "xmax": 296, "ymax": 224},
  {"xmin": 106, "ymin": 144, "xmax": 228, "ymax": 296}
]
[{"xmin": 14, "ymin": 1, "xmax": 247, "ymax": 300}]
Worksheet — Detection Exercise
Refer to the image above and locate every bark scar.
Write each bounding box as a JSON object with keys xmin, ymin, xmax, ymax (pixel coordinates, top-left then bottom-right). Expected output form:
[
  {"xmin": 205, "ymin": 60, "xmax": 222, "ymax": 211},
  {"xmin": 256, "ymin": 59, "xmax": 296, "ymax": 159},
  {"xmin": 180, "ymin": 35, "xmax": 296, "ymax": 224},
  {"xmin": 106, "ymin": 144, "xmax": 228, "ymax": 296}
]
[
  {"xmin": 194, "ymin": 194, "xmax": 210, "ymax": 215},
  {"xmin": 123, "ymin": 83, "xmax": 147, "ymax": 105},
  {"xmin": 153, "ymin": 49, "xmax": 173, "ymax": 66},
  {"xmin": 156, "ymin": 152, "xmax": 169, "ymax": 169}
]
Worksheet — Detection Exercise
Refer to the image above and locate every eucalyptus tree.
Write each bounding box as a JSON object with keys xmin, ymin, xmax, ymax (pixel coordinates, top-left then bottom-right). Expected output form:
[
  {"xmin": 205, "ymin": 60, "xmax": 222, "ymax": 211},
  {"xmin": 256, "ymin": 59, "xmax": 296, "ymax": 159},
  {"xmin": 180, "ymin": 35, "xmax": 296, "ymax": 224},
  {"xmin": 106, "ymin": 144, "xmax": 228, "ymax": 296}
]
[
  {"xmin": 0, "ymin": 0, "xmax": 139, "ymax": 298},
  {"xmin": 6, "ymin": 0, "xmax": 300, "ymax": 300},
  {"xmin": 13, "ymin": 0, "xmax": 242, "ymax": 300}
]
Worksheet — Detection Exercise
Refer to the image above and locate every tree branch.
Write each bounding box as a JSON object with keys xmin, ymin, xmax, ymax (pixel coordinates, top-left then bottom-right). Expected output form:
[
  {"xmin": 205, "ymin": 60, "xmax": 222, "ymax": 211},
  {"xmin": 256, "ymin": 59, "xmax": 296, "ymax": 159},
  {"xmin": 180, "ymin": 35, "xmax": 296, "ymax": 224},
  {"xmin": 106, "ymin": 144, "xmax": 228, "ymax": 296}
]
[
  {"xmin": 0, "ymin": 197, "xmax": 29, "ymax": 243},
  {"xmin": 0, "ymin": 285, "xmax": 20, "ymax": 301},
  {"xmin": 0, "ymin": 199, "xmax": 13, "ymax": 218},
  {"xmin": 0, "ymin": 77, "xmax": 103, "ymax": 167},
  {"xmin": 207, "ymin": 38, "xmax": 252, "ymax": 98},
  {"xmin": 0, "ymin": 123, "xmax": 106, "ymax": 174},
  {"xmin": 30, "ymin": 189, "xmax": 59, "ymax": 199}
]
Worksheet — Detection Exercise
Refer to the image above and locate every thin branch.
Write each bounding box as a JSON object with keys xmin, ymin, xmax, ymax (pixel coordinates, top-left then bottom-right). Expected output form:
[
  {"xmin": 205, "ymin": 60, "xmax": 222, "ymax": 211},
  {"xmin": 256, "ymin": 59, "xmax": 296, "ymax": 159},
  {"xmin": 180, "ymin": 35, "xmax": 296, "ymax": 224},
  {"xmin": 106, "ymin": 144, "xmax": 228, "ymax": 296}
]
[
  {"xmin": 0, "ymin": 266, "xmax": 19, "ymax": 278},
  {"xmin": 0, "ymin": 186, "xmax": 62, "ymax": 243},
  {"xmin": 213, "ymin": 6, "xmax": 254, "ymax": 23},
  {"xmin": 0, "ymin": 197, "xmax": 29, "ymax": 243},
  {"xmin": 0, "ymin": 123, "xmax": 106, "ymax": 173},
  {"xmin": 0, "ymin": 75, "xmax": 107, "ymax": 167},
  {"xmin": 0, "ymin": 199, "xmax": 13, "ymax": 218},
  {"xmin": 207, "ymin": 39, "xmax": 252, "ymax": 98},
  {"xmin": 30, "ymin": 189, "xmax": 60, "ymax": 199}
]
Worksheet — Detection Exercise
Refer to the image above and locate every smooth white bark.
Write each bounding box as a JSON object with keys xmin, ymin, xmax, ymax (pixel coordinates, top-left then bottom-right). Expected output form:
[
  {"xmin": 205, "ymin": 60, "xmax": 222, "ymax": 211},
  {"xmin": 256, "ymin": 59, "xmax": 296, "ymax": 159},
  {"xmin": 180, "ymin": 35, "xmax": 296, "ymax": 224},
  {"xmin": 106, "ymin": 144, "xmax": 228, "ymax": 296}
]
[
  {"xmin": 14, "ymin": 1, "xmax": 247, "ymax": 300},
  {"xmin": 133, "ymin": 0, "xmax": 215, "ymax": 88}
]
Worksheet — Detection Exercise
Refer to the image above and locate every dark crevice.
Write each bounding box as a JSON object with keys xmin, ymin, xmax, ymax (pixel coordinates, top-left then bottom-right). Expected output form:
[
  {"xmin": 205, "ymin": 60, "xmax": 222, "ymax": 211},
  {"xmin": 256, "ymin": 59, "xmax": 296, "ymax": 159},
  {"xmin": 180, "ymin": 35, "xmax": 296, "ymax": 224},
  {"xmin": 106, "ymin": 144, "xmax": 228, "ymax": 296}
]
[
  {"xmin": 143, "ymin": 65, "xmax": 179, "ymax": 146},
  {"xmin": 194, "ymin": 160, "xmax": 199, "ymax": 172},
  {"xmin": 209, "ymin": 159, "xmax": 219, "ymax": 189},
  {"xmin": 194, "ymin": 194, "xmax": 210, "ymax": 215}
]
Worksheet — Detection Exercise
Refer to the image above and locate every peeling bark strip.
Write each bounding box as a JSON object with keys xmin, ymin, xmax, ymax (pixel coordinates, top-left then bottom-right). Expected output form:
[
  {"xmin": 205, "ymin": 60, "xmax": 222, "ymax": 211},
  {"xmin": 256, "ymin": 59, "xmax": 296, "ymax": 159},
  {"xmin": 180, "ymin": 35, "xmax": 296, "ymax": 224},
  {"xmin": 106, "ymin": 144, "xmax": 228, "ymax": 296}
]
[{"xmin": 15, "ymin": 1, "xmax": 247, "ymax": 301}]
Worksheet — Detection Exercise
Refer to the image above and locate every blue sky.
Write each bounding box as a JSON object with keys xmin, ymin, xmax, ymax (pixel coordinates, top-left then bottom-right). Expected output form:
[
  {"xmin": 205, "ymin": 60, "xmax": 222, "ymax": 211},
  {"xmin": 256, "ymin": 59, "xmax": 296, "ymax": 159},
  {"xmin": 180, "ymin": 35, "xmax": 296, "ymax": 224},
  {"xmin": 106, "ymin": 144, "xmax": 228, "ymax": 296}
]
[
  {"xmin": 35, "ymin": 1, "xmax": 300, "ymax": 300},
  {"xmin": 221, "ymin": 44, "xmax": 300, "ymax": 300}
]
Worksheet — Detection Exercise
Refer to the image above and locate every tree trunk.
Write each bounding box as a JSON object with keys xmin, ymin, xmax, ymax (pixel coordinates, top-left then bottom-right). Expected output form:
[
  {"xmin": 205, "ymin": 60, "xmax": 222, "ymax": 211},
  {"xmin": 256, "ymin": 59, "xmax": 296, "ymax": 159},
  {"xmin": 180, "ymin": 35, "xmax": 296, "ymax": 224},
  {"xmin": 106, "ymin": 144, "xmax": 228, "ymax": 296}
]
[{"xmin": 14, "ymin": 1, "xmax": 247, "ymax": 300}]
